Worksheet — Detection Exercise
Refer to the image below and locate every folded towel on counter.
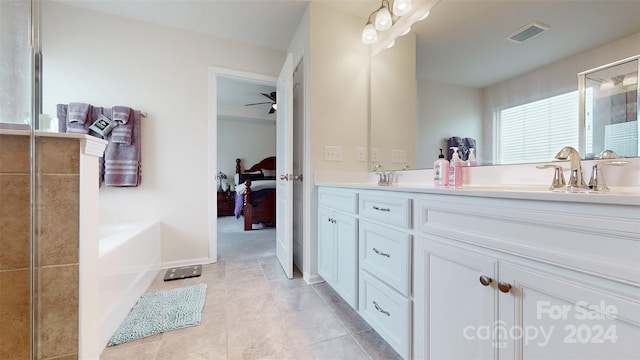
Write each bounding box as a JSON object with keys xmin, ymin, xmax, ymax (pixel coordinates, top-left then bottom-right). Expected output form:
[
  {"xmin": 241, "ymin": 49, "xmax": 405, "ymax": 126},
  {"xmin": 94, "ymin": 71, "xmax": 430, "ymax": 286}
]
[
  {"xmin": 110, "ymin": 106, "xmax": 133, "ymax": 144},
  {"xmin": 104, "ymin": 109, "xmax": 141, "ymax": 187},
  {"xmin": 67, "ymin": 102, "xmax": 91, "ymax": 124}
]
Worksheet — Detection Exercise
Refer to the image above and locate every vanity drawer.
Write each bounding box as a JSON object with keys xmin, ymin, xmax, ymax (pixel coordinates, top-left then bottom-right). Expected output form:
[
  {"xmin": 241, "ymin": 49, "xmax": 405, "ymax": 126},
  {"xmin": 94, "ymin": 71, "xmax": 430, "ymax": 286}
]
[
  {"xmin": 359, "ymin": 220, "xmax": 412, "ymax": 296},
  {"xmin": 359, "ymin": 270, "xmax": 411, "ymax": 360},
  {"xmin": 359, "ymin": 192, "xmax": 412, "ymax": 228},
  {"xmin": 318, "ymin": 187, "xmax": 358, "ymax": 214}
]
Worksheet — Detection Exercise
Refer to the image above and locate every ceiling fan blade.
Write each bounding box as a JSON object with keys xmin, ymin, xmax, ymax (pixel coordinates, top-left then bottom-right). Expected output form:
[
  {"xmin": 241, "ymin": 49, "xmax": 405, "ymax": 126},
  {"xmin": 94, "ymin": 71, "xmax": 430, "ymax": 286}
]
[
  {"xmin": 268, "ymin": 107, "xmax": 275, "ymax": 114},
  {"xmin": 245, "ymin": 101, "xmax": 272, "ymax": 106},
  {"xmin": 261, "ymin": 92, "xmax": 276, "ymax": 101}
]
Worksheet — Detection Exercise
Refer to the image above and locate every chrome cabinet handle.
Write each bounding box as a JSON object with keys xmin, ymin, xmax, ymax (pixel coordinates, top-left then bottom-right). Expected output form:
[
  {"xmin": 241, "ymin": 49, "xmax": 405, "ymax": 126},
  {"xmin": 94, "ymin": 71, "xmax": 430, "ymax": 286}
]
[
  {"xmin": 372, "ymin": 206, "xmax": 390, "ymax": 212},
  {"xmin": 479, "ymin": 275, "xmax": 492, "ymax": 286},
  {"xmin": 373, "ymin": 301, "xmax": 390, "ymax": 316},
  {"xmin": 498, "ymin": 281, "xmax": 512, "ymax": 293},
  {"xmin": 373, "ymin": 247, "xmax": 390, "ymax": 258}
]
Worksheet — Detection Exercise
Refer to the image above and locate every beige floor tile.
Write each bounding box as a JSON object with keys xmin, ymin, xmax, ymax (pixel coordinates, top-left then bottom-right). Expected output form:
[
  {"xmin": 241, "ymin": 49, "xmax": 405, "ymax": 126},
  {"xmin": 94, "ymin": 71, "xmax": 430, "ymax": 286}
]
[
  {"xmin": 272, "ymin": 286, "xmax": 328, "ymax": 313},
  {"xmin": 155, "ymin": 327, "xmax": 226, "ymax": 360},
  {"xmin": 227, "ymin": 317, "xmax": 312, "ymax": 360},
  {"xmin": 310, "ymin": 334, "xmax": 370, "ymax": 360},
  {"xmin": 100, "ymin": 341, "xmax": 160, "ymax": 360},
  {"xmin": 281, "ymin": 305, "xmax": 349, "ymax": 346}
]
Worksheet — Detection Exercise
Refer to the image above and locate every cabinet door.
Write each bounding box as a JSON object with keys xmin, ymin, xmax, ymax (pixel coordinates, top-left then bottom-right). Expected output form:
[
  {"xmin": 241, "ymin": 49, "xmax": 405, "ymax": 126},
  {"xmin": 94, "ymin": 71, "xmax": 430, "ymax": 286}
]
[
  {"xmin": 414, "ymin": 237, "xmax": 497, "ymax": 360},
  {"xmin": 318, "ymin": 207, "xmax": 334, "ymax": 283},
  {"xmin": 333, "ymin": 212, "xmax": 358, "ymax": 309},
  {"xmin": 498, "ymin": 262, "xmax": 640, "ymax": 360}
]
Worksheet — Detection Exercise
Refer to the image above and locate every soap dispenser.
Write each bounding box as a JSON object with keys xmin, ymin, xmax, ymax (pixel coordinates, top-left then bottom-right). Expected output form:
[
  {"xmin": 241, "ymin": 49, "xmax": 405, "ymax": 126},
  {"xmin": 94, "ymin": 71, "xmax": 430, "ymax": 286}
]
[
  {"xmin": 448, "ymin": 147, "xmax": 464, "ymax": 187},
  {"xmin": 467, "ymin": 148, "xmax": 478, "ymax": 166},
  {"xmin": 433, "ymin": 148, "xmax": 449, "ymax": 186}
]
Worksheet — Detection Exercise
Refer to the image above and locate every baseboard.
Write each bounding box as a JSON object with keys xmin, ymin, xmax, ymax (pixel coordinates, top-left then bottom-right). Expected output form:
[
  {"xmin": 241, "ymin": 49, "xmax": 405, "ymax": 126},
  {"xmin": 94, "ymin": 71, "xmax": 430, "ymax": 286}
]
[
  {"xmin": 304, "ymin": 272, "xmax": 325, "ymax": 285},
  {"xmin": 161, "ymin": 257, "xmax": 212, "ymax": 270}
]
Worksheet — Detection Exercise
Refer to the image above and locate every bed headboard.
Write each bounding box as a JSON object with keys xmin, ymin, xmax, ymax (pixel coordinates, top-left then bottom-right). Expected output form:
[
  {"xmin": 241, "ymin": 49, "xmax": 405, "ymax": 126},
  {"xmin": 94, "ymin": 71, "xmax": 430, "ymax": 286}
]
[{"xmin": 236, "ymin": 157, "xmax": 276, "ymax": 174}]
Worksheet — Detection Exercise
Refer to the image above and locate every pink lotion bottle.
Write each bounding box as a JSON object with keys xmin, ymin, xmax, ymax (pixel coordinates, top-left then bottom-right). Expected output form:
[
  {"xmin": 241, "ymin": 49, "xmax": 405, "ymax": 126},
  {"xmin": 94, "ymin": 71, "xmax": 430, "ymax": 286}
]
[
  {"xmin": 448, "ymin": 146, "xmax": 464, "ymax": 188},
  {"xmin": 433, "ymin": 148, "xmax": 449, "ymax": 186}
]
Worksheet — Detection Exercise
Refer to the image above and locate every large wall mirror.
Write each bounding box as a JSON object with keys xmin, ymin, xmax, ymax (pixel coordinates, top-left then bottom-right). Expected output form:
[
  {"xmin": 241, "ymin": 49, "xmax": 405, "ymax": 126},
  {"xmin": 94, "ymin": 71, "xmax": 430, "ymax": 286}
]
[{"xmin": 370, "ymin": 0, "xmax": 640, "ymax": 170}]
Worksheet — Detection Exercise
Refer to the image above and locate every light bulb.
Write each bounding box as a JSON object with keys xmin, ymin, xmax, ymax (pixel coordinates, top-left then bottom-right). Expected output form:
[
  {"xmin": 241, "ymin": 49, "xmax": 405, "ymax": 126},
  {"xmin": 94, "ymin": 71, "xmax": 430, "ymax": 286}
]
[
  {"xmin": 400, "ymin": 26, "xmax": 411, "ymax": 36},
  {"xmin": 386, "ymin": 40, "xmax": 396, "ymax": 49},
  {"xmin": 362, "ymin": 23, "xmax": 378, "ymax": 44},
  {"xmin": 393, "ymin": 0, "xmax": 412, "ymax": 16},
  {"xmin": 374, "ymin": 7, "xmax": 392, "ymax": 31},
  {"xmin": 418, "ymin": 10, "xmax": 430, "ymax": 21}
]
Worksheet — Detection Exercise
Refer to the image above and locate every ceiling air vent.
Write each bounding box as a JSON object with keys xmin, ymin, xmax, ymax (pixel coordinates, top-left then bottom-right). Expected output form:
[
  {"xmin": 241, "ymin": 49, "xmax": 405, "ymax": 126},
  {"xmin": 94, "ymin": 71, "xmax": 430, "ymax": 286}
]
[{"xmin": 508, "ymin": 22, "xmax": 549, "ymax": 43}]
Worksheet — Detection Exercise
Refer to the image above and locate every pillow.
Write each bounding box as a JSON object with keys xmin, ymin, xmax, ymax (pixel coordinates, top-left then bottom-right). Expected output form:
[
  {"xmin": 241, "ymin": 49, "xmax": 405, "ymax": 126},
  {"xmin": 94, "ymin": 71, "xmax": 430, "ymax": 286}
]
[{"xmin": 261, "ymin": 169, "xmax": 276, "ymax": 177}]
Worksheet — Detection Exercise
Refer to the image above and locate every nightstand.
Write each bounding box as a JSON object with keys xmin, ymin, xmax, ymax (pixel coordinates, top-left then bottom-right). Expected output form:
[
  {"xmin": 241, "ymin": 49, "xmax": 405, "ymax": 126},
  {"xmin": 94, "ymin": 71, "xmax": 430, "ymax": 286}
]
[{"xmin": 217, "ymin": 190, "xmax": 235, "ymax": 217}]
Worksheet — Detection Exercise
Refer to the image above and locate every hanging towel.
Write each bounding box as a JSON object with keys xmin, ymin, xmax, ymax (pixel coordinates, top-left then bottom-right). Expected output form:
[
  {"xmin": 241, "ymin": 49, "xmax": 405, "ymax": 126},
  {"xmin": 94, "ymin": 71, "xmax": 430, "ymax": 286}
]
[
  {"xmin": 56, "ymin": 104, "xmax": 68, "ymax": 133},
  {"xmin": 58, "ymin": 103, "xmax": 90, "ymax": 134},
  {"xmin": 110, "ymin": 106, "xmax": 133, "ymax": 144},
  {"xmin": 104, "ymin": 109, "xmax": 141, "ymax": 187},
  {"xmin": 68, "ymin": 102, "xmax": 91, "ymax": 124}
]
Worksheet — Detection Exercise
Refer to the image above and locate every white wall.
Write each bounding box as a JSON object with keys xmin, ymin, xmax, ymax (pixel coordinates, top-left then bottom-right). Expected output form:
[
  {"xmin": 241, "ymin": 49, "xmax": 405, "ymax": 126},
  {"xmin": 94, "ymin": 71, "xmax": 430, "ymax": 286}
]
[
  {"xmin": 309, "ymin": 3, "xmax": 370, "ymax": 172},
  {"xmin": 371, "ymin": 32, "xmax": 417, "ymax": 170},
  {"xmin": 217, "ymin": 118, "xmax": 276, "ymax": 190},
  {"xmin": 416, "ymin": 79, "xmax": 483, "ymax": 168},
  {"xmin": 42, "ymin": 2, "xmax": 285, "ymax": 264}
]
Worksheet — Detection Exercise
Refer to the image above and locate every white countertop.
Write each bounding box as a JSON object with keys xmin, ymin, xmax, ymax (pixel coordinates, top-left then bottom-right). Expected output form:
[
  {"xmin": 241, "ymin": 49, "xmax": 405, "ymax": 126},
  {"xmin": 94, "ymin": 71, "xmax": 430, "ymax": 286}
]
[{"xmin": 315, "ymin": 165, "xmax": 640, "ymax": 207}]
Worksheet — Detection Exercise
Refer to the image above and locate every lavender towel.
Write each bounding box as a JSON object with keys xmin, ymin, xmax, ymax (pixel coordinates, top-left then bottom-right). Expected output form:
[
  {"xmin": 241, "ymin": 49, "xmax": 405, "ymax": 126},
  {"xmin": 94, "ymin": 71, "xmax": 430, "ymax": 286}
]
[
  {"xmin": 56, "ymin": 104, "xmax": 68, "ymax": 133},
  {"xmin": 104, "ymin": 109, "xmax": 141, "ymax": 187},
  {"xmin": 59, "ymin": 103, "xmax": 91, "ymax": 134},
  {"xmin": 68, "ymin": 102, "xmax": 91, "ymax": 124},
  {"xmin": 111, "ymin": 106, "xmax": 133, "ymax": 144}
]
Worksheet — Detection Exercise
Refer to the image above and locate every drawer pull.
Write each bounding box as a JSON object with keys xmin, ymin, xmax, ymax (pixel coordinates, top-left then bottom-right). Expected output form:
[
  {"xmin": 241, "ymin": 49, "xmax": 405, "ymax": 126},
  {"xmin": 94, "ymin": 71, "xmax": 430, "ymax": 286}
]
[
  {"xmin": 373, "ymin": 301, "xmax": 390, "ymax": 316},
  {"xmin": 372, "ymin": 206, "xmax": 390, "ymax": 212},
  {"xmin": 479, "ymin": 275, "xmax": 492, "ymax": 286},
  {"xmin": 498, "ymin": 281, "xmax": 512, "ymax": 293},
  {"xmin": 373, "ymin": 247, "xmax": 390, "ymax": 258}
]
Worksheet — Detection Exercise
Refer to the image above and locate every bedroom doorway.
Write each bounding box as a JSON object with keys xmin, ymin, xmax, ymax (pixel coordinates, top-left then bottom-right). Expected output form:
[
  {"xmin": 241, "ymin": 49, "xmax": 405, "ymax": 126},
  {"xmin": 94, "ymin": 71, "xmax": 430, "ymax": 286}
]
[
  {"xmin": 213, "ymin": 70, "xmax": 277, "ymax": 261},
  {"xmin": 209, "ymin": 60, "xmax": 305, "ymax": 279}
]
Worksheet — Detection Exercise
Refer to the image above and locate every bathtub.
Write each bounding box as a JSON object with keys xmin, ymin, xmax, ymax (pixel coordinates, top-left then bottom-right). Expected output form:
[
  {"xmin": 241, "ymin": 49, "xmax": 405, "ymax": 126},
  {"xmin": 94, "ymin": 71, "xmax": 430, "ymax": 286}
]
[{"xmin": 98, "ymin": 221, "xmax": 161, "ymax": 349}]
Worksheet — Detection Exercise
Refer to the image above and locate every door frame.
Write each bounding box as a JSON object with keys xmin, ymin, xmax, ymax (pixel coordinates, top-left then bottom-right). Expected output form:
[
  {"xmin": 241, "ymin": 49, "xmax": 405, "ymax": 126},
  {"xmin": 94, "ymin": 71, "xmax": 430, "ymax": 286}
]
[{"xmin": 207, "ymin": 67, "xmax": 277, "ymax": 263}]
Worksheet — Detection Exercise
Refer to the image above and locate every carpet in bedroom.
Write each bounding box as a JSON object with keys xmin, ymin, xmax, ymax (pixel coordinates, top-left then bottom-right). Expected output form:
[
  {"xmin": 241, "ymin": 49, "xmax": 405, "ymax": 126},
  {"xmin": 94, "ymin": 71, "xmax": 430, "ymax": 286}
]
[{"xmin": 217, "ymin": 216, "xmax": 276, "ymax": 260}]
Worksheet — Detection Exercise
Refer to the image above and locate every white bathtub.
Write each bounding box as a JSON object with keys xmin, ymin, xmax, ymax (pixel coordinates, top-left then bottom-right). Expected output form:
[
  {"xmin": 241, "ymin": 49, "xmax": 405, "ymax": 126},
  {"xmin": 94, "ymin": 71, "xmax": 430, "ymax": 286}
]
[{"xmin": 98, "ymin": 221, "xmax": 161, "ymax": 349}]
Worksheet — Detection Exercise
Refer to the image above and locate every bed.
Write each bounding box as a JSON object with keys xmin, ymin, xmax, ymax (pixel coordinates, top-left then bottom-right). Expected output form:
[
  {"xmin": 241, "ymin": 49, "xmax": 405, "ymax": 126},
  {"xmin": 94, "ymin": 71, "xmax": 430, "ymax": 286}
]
[{"xmin": 233, "ymin": 157, "xmax": 276, "ymax": 231}]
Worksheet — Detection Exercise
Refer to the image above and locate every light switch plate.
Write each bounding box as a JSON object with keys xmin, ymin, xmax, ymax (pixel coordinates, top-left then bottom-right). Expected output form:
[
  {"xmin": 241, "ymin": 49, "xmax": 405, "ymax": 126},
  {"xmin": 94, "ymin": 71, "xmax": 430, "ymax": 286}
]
[
  {"xmin": 356, "ymin": 147, "xmax": 366, "ymax": 162},
  {"xmin": 392, "ymin": 149, "xmax": 407, "ymax": 163},
  {"xmin": 371, "ymin": 148, "xmax": 379, "ymax": 162},
  {"xmin": 324, "ymin": 146, "xmax": 343, "ymax": 161}
]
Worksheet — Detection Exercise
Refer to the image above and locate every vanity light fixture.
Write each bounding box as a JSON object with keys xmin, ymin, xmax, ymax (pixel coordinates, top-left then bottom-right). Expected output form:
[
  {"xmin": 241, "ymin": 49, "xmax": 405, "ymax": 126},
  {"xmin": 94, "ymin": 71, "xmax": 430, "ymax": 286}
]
[{"xmin": 361, "ymin": 0, "xmax": 413, "ymax": 45}]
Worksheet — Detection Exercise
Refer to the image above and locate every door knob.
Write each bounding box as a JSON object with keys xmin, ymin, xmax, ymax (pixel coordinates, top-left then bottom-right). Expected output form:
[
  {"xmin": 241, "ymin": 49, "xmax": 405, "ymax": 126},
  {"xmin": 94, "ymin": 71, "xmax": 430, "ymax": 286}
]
[
  {"xmin": 280, "ymin": 174, "xmax": 289, "ymax": 181},
  {"xmin": 479, "ymin": 275, "xmax": 492, "ymax": 286},
  {"xmin": 291, "ymin": 174, "xmax": 303, "ymax": 181}
]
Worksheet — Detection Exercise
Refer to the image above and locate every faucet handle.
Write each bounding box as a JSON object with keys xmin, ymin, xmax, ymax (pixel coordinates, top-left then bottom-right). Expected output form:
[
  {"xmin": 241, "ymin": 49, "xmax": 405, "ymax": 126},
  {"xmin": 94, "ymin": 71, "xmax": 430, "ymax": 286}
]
[
  {"xmin": 588, "ymin": 160, "xmax": 630, "ymax": 192},
  {"xmin": 536, "ymin": 164, "xmax": 566, "ymax": 190}
]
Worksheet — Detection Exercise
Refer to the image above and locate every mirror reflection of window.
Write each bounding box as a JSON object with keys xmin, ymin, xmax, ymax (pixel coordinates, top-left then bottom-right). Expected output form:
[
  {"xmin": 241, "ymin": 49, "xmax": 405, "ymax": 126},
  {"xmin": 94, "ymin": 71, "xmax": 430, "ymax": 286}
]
[{"xmin": 497, "ymin": 91, "xmax": 579, "ymax": 164}]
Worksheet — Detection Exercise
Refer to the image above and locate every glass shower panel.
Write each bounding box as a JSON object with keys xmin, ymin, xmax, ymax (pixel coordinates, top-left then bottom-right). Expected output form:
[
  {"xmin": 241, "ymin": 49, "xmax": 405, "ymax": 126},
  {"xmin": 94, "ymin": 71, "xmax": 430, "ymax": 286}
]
[{"xmin": 0, "ymin": 0, "xmax": 35, "ymax": 359}]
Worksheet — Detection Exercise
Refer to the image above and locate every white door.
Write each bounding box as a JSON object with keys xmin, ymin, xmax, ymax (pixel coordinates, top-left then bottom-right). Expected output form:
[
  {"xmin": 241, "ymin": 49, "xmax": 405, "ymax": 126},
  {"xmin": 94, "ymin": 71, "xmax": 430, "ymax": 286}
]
[{"xmin": 276, "ymin": 53, "xmax": 294, "ymax": 278}]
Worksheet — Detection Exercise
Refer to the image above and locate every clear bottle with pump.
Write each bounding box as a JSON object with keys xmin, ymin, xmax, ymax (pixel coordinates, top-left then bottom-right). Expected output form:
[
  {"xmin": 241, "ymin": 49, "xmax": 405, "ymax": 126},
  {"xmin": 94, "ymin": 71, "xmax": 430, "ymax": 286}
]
[
  {"xmin": 433, "ymin": 148, "xmax": 449, "ymax": 186},
  {"xmin": 448, "ymin": 147, "xmax": 464, "ymax": 187},
  {"xmin": 467, "ymin": 148, "xmax": 477, "ymax": 166}
]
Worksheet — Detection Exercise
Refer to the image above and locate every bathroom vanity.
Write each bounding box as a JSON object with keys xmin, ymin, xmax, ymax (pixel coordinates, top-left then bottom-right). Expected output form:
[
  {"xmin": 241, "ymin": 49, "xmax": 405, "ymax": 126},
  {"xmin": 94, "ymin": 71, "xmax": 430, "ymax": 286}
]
[{"xmin": 316, "ymin": 182, "xmax": 640, "ymax": 360}]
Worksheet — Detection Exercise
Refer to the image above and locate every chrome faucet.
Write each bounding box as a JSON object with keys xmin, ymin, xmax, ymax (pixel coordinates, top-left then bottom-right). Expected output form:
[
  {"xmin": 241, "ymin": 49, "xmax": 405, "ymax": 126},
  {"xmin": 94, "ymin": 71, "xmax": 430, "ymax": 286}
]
[
  {"xmin": 554, "ymin": 146, "xmax": 588, "ymax": 190},
  {"xmin": 373, "ymin": 165, "xmax": 394, "ymax": 186}
]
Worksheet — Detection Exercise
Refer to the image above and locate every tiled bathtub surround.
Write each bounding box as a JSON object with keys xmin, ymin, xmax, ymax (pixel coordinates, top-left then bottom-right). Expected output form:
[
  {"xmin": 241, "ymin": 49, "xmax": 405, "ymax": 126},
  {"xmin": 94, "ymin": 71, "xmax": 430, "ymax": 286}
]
[{"xmin": 0, "ymin": 133, "xmax": 105, "ymax": 360}]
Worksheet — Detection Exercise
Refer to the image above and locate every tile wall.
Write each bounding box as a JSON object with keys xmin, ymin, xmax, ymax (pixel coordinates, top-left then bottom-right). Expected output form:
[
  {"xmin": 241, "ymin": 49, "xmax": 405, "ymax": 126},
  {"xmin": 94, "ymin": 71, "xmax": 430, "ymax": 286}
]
[{"xmin": 0, "ymin": 134, "xmax": 81, "ymax": 359}]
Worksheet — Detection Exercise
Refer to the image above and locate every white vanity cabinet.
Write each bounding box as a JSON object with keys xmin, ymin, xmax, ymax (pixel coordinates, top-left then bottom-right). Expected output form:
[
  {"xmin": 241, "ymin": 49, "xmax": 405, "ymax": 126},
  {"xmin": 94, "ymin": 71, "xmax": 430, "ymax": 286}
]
[
  {"xmin": 413, "ymin": 193, "xmax": 640, "ymax": 360},
  {"xmin": 317, "ymin": 187, "xmax": 359, "ymax": 308},
  {"xmin": 358, "ymin": 191, "xmax": 413, "ymax": 360}
]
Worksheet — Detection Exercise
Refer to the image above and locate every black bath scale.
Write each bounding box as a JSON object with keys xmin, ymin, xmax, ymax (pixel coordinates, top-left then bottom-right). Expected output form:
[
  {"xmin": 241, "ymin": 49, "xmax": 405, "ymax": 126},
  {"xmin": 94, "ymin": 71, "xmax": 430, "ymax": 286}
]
[{"xmin": 163, "ymin": 265, "xmax": 202, "ymax": 281}]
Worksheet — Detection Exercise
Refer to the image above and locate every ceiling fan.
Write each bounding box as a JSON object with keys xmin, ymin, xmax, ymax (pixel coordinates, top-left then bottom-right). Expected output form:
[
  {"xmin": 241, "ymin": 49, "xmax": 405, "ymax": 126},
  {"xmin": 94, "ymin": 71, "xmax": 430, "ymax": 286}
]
[{"xmin": 245, "ymin": 91, "xmax": 277, "ymax": 114}]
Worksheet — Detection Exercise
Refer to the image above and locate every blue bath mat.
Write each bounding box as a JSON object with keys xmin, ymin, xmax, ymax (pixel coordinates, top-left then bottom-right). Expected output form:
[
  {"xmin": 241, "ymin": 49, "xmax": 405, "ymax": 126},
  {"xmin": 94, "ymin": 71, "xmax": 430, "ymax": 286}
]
[{"xmin": 108, "ymin": 284, "xmax": 207, "ymax": 346}]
